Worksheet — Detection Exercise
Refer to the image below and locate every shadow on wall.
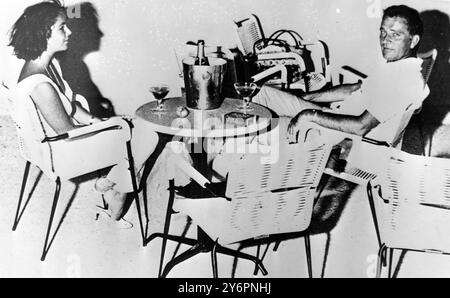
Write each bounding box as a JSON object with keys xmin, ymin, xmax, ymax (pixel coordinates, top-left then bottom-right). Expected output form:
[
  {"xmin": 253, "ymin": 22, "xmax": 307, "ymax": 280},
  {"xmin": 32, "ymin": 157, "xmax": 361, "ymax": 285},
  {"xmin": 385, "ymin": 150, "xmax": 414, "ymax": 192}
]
[
  {"xmin": 56, "ymin": 2, "xmax": 115, "ymax": 118},
  {"xmin": 419, "ymin": 10, "xmax": 450, "ymax": 124}
]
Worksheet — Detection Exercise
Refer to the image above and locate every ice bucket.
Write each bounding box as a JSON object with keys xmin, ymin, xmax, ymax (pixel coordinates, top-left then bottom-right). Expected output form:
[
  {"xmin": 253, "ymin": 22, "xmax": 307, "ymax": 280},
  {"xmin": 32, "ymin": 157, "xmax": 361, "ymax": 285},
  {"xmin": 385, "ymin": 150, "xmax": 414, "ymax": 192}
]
[{"xmin": 183, "ymin": 57, "xmax": 227, "ymax": 110}]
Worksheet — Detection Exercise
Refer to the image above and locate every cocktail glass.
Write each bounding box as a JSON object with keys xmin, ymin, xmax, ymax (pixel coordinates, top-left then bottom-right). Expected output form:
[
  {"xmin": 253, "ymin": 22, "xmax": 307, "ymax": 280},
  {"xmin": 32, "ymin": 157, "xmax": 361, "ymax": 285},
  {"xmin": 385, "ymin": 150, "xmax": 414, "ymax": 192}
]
[
  {"xmin": 234, "ymin": 82, "xmax": 257, "ymax": 112},
  {"xmin": 149, "ymin": 84, "xmax": 170, "ymax": 112}
]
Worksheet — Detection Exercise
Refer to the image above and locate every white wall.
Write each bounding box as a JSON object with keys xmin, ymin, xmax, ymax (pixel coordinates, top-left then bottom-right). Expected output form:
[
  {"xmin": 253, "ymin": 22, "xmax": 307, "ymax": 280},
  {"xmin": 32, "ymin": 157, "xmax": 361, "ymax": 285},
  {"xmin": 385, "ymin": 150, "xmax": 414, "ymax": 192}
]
[{"xmin": 1, "ymin": 0, "xmax": 449, "ymax": 114}]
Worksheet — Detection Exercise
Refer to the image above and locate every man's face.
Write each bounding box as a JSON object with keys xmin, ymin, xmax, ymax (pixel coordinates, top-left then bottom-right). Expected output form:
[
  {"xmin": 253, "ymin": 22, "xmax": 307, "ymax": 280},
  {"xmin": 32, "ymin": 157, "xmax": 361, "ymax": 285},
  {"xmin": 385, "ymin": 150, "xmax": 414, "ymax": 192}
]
[{"xmin": 379, "ymin": 16, "xmax": 420, "ymax": 62}]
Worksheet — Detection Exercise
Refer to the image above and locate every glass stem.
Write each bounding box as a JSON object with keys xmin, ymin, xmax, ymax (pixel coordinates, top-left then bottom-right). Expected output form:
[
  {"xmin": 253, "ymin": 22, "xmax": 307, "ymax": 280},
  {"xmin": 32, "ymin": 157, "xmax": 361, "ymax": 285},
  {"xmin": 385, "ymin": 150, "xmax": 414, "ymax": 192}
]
[{"xmin": 244, "ymin": 97, "xmax": 250, "ymax": 107}]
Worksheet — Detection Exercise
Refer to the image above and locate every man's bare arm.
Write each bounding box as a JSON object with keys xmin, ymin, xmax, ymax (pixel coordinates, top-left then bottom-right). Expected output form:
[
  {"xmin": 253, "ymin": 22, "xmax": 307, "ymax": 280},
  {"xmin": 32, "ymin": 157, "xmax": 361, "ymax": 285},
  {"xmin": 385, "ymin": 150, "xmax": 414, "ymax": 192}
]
[
  {"xmin": 287, "ymin": 109, "xmax": 380, "ymax": 143},
  {"xmin": 302, "ymin": 82, "xmax": 362, "ymax": 103}
]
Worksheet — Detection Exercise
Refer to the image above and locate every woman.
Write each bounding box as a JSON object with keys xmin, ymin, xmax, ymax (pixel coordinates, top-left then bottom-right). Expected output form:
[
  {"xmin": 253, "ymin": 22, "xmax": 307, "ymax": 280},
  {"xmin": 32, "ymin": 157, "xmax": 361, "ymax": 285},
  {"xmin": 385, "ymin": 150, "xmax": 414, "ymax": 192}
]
[{"xmin": 9, "ymin": 2, "xmax": 159, "ymax": 225}]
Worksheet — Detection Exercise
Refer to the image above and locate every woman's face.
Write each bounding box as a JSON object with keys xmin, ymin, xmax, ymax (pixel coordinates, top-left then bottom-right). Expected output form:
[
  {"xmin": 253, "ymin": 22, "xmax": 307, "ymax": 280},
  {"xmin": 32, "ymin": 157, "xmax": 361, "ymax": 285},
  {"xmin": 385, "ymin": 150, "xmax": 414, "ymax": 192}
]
[{"xmin": 46, "ymin": 14, "xmax": 72, "ymax": 54}]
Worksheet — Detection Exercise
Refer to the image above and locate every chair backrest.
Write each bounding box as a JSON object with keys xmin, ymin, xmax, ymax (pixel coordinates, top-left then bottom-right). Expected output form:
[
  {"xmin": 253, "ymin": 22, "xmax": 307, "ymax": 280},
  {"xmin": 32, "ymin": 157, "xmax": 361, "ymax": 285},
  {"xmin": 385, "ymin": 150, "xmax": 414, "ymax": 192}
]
[
  {"xmin": 390, "ymin": 102, "xmax": 421, "ymax": 148},
  {"xmin": 8, "ymin": 77, "xmax": 58, "ymax": 180},
  {"xmin": 305, "ymin": 40, "xmax": 331, "ymax": 84},
  {"xmin": 174, "ymin": 123, "xmax": 332, "ymax": 244},
  {"xmin": 418, "ymin": 49, "xmax": 438, "ymax": 87},
  {"xmin": 391, "ymin": 49, "xmax": 437, "ymax": 148},
  {"xmin": 372, "ymin": 147, "xmax": 450, "ymax": 253},
  {"xmin": 322, "ymin": 128, "xmax": 391, "ymax": 185},
  {"xmin": 234, "ymin": 14, "xmax": 265, "ymax": 56}
]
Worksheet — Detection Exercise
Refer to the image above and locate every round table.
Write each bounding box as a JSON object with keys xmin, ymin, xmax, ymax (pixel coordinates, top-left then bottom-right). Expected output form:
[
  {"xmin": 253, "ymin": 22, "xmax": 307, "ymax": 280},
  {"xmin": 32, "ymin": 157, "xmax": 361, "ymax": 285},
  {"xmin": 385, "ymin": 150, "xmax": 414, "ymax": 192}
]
[{"xmin": 135, "ymin": 97, "xmax": 272, "ymax": 138}]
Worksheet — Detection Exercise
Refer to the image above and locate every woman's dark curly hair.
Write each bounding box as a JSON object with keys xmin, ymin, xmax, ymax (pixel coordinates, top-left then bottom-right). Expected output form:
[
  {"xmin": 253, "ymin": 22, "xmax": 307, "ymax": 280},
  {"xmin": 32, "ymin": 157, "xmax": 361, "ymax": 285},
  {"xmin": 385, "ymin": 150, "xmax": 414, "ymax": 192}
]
[{"xmin": 9, "ymin": 2, "xmax": 67, "ymax": 61}]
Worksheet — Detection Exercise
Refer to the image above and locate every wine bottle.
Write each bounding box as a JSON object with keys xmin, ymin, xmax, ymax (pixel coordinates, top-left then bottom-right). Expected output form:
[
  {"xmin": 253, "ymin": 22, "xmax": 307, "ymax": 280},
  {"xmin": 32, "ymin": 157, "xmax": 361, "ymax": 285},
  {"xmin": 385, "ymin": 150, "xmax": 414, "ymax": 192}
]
[{"xmin": 194, "ymin": 40, "xmax": 209, "ymax": 66}]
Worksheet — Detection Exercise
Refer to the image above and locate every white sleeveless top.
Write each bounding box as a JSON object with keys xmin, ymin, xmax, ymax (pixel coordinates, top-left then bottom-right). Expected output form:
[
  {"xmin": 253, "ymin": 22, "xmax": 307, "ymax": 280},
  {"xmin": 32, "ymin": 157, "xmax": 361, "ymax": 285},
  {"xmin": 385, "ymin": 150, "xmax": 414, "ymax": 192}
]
[{"xmin": 12, "ymin": 67, "xmax": 82, "ymax": 139}]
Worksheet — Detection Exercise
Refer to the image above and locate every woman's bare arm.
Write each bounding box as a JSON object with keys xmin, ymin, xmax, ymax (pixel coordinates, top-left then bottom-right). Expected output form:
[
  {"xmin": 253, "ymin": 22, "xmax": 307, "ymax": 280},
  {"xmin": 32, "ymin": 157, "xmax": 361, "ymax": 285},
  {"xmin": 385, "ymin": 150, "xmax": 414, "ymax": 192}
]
[
  {"xmin": 31, "ymin": 82, "xmax": 80, "ymax": 135},
  {"xmin": 71, "ymin": 100, "xmax": 103, "ymax": 125}
]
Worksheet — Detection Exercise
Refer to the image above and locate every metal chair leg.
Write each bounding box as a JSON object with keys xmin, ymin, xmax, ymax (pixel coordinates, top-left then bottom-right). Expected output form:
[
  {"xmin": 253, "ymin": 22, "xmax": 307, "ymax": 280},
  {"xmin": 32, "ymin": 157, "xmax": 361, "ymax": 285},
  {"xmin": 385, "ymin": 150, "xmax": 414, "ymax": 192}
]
[
  {"xmin": 367, "ymin": 182, "xmax": 382, "ymax": 248},
  {"xmin": 161, "ymin": 244, "xmax": 204, "ymax": 278},
  {"xmin": 215, "ymin": 245, "xmax": 268, "ymax": 276},
  {"xmin": 159, "ymin": 179, "xmax": 176, "ymax": 278},
  {"xmin": 252, "ymin": 243, "xmax": 271, "ymax": 276},
  {"xmin": 145, "ymin": 232, "xmax": 197, "ymax": 247},
  {"xmin": 211, "ymin": 240, "xmax": 219, "ymax": 278},
  {"xmin": 142, "ymin": 181, "xmax": 149, "ymax": 236},
  {"xmin": 388, "ymin": 248, "xmax": 394, "ymax": 278},
  {"xmin": 376, "ymin": 244, "xmax": 387, "ymax": 278},
  {"xmin": 41, "ymin": 178, "xmax": 61, "ymax": 261},
  {"xmin": 376, "ymin": 253, "xmax": 382, "ymax": 278},
  {"xmin": 304, "ymin": 234, "xmax": 313, "ymax": 278},
  {"xmin": 126, "ymin": 140, "xmax": 147, "ymax": 246},
  {"xmin": 253, "ymin": 244, "xmax": 262, "ymax": 276},
  {"xmin": 273, "ymin": 240, "xmax": 281, "ymax": 252},
  {"xmin": 13, "ymin": 161, "xmax": 31, "ymax": 231}
]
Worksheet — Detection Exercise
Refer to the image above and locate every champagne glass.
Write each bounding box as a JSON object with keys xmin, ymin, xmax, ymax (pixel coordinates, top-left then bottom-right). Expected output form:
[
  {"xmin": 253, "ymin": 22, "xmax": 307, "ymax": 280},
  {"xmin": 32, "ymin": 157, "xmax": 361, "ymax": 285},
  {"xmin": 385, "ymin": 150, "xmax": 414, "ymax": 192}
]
[
  {"xmin": 149, "ymin": 84, "xmax": 170, "ymax": 112},
  {"xmin": 234, "ymin": 82, "xmax": 257, "ymax": 112}
]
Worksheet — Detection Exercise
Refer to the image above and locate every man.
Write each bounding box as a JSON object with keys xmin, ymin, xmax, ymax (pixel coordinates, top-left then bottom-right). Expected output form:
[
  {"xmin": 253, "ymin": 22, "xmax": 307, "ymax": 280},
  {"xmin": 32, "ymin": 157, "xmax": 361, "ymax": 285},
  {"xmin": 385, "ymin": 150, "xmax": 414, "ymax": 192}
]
[
  {"xmin": 251, "ymin": 4, "xmax": 429, "ymax": 147},
  {"xmin": 210, "ymin": 5, "xmax": 430, "ymax": 228}
]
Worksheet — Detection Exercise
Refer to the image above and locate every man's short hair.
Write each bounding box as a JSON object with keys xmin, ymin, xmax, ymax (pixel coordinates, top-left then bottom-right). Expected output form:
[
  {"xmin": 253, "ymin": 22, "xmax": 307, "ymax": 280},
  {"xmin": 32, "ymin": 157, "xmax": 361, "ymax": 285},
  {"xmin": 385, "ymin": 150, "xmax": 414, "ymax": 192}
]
[{"xmin": 383, "ymin": 5, "xmax": 423, "ymax": 38}]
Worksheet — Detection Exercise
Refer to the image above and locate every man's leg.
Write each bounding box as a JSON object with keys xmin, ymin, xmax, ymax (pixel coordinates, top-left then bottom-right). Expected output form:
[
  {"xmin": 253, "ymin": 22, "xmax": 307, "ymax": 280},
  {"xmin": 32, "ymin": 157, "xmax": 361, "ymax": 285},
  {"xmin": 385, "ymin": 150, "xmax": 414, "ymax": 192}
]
[
  {"xmin": 211, "ymin": 117, "xmax": 292, "ymax": 179},
  {"xmin": 253, "ymin": 86, "xmax": 322, "ymax": 117}
]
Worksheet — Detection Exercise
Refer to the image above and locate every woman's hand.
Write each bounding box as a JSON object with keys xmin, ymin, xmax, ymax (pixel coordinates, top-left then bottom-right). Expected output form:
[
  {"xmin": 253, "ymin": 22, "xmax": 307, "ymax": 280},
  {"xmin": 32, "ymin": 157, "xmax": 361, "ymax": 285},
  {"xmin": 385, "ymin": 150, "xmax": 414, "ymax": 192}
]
[{"xmin": 89, "ymin": 116, "xmax": 104, "ymax": 124}]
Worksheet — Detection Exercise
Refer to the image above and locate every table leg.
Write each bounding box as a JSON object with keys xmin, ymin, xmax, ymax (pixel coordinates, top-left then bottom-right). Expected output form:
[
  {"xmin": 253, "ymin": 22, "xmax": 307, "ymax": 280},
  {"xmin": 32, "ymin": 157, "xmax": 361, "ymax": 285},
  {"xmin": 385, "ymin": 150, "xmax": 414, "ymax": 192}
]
[{"xmin": 188, "ymin": 137, "xmax": 209, "ymax": 179}]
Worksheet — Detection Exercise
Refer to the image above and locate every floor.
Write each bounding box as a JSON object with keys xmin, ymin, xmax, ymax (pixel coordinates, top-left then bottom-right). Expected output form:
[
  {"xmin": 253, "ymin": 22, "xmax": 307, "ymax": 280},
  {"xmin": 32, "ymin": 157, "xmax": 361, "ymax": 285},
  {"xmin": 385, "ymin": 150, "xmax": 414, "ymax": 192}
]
[{"xmin": 1, "ymin": 113, "xmax": 450, "ymax": 278}]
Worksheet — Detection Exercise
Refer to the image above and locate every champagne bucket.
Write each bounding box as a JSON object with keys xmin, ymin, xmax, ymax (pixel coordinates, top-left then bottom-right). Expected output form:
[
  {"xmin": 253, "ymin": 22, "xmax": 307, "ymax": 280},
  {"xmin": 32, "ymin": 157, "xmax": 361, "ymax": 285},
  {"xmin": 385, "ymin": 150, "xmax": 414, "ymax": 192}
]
[{"xmin": 183, "ymin": 57, "xmax": 227, "ymax": 110}]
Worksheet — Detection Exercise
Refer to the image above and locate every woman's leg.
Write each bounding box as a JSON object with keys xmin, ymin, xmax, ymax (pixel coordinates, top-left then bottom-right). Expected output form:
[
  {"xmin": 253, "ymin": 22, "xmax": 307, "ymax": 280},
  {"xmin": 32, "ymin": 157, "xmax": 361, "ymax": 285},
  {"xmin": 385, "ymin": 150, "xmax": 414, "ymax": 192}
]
[
  {"xmin": 51, "ymin": 116, "xmax": 158, "ymax": 220},
  {"xmin": 106, "ymin": 117, "xmax": 159, "ymax": 194}
]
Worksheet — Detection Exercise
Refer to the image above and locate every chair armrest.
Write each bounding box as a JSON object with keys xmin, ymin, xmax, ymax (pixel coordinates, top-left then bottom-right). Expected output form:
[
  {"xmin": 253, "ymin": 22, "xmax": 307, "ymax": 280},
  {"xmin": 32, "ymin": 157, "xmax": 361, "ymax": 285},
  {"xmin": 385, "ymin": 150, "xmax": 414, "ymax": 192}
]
[
  {"xmin": 333, "ymin": 65, "xmax": 367, "ymax": 85},
  {"xmin": 171, "ymin": 154, "xmax": 227, "ymax": 199},
  {"xmin": 362, "ymin": 137, "xmax": 391, "ymax": 147},
  {"xmin": 341, "ymin": 65, "xmax": 368, "ymax": 80},
  {"xmin": 41, "ymin": 121, "xmax": 127, "ymax": 143},
  {"xmin": 318, "ymin": 123, "xmax": 390, "ymax": 146},
  {"xmin": 174, "ymin": 181, "xmax": 227, "ymax": 199},
  {"xmin": 251, "ymin": 65, "xmax": 288, "ymax": 83}
]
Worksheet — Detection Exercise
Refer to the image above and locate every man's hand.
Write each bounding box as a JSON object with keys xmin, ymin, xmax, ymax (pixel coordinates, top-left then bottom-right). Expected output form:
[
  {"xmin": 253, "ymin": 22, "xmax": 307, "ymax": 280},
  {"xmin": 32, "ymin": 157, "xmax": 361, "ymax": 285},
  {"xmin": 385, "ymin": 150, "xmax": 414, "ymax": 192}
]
[
  {"xmin": 287, "ymin": 114, "xmax": 301, "ymax": 143},
  {"xmin": 287, "ymin": 111, "xmax": 315, "ymax": 143},
  {"xmin": 349, "ymin": 81, "xmax": 363, "ymax": 94}
]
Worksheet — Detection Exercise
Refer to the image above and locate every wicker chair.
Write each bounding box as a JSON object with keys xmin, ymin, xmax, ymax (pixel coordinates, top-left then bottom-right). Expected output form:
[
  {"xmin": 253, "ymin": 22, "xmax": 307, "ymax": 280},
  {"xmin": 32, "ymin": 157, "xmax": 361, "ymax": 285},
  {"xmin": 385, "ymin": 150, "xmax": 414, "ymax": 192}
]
[
  {"xmin": 4, "ymin": 76, "xmax": 147, "ymax": 261},
  {"xmin": 415, "ymin": 49, "xmax": 438, "ymax": 156},
  {"xmin": 367, "ymin": 147, "xmax": 450, "ymax": 277},
  {"xmin": 147, "ymin": 123, "xmax": 332, "ymax": 278}
]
